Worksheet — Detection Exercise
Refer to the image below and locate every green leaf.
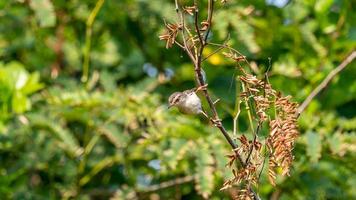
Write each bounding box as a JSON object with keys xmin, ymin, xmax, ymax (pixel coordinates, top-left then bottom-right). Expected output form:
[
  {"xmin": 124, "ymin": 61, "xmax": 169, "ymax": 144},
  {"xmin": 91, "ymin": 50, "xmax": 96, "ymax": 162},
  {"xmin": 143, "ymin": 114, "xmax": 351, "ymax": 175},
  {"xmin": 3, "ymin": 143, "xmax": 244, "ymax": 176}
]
[
  {"xmin": 100, "ymin": 70, "xmax": 116, "ymax": 92},
  {"xmin": 28, "ymin": 114, "xmax": 83, "ymax": 157},
  {"xmin": 306, "ymin": 131, "xmax": 322, "ymax": 162},
  {"xmin": 29, "ymin": 0, "xmax": 56, "ymax": 27},
  {"xmin": 99, "ymin": 124, "xmax": 129, "ymax": 149},
  {"xmin": 209, "ymin": 135, "xmax": 230, "ymax": 178},
  {"xmin": 162, "ymin": 138, "xmax": 191, "ymax": 170},
  {"xmin": 20, "ymin": 72, "xmax": 44, "ymax": 95},
  {"xmin": 315, "ymin": 0, "xmax": 334, "ymax": 14},
  {"xmin": 12, "ymin": 91, "xmax": 30, "ymax": 113},
  {"xmin": 328, "ymin": 132, "xmax": 341, "ymax": 155},
  {"xmin": 0, "ymin": 62, "xmax": 42, "ymax": 116},
  {"xmin": 215, "ymin": 7, "xmax": 260, "ymax": 54},
  {"xmin": 273, "ymin": 56, "xmax": 302, "ymax": 78},
  {"xmin": 300, "ymin": 23, "xmax": 327, "ymax": 57},
  {"xmin": 194, "ymin": 141, "xmax": 214, "ymax": 199},
  {"xmin": 0, "ymin": 62, "xmax": 28, "ymax": 91}
]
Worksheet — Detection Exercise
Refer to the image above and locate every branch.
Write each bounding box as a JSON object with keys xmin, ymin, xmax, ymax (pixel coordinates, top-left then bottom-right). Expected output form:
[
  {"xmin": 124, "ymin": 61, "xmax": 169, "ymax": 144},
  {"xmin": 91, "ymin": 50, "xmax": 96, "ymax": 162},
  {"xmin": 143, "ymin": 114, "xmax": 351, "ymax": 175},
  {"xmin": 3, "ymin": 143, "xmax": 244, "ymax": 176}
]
[
  {"xmin": 194, "ymin": 1, "xmax": 204, "ymax": 49},
  {"xmin": 193, "ymin": 9, "xmax": 242, "ymax": 163},
  {"xmin": 85, "ymin": 176, "xmax": 195, "ymax": 197},
  {"xmin": 245, "ymin": 122, "xmax": 261, "ymax": 165},
  {"xmin": 296, "ymin": 51, "xmax": 356, "ymax": 117},
  {"xmin": 207, "ymin": 42, "xmax": 252, "ymax": 69},
  {"xmin": 173, "ymin": 1, "xmax": 260, "ymax": 199},
  {"xmin": 141, "ymin": 175, "xmax": 195, "ymax": 193},
  {"xmin": 190, "ymin": 2, "xmax": 260, "ymax": 200}
]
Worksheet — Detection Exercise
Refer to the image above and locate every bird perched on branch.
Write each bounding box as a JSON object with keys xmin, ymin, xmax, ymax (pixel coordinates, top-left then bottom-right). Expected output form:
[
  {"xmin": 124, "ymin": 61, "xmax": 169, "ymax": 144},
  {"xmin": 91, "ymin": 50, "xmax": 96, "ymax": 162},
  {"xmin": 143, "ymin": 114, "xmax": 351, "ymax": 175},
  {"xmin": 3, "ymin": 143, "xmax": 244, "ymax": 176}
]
[{"xmin": 168, "ymin": 84, "xmax": 209, "ymax": 118}]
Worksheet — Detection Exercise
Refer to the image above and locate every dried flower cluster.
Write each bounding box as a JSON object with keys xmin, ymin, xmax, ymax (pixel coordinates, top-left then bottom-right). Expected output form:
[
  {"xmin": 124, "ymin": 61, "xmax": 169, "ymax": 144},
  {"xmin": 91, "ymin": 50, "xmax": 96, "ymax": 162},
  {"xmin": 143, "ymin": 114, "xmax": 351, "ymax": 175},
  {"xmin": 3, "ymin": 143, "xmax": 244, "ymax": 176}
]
[
  {"xmin": 183, "ymin": 6, "xmax": 196, "ymax": 16},
  {"xmin": 222, "ymin": 135, "xmax": 262, "ymax": 190},
  {"xmin": 267, "ymin": 95, "xmax": 299, "ymax": 185},
  {"xmin": 223, "ymin": 52, "xmax": 246, "ymax": 62},
  {"xmin": 221, "ymin": 59, "xmax": 299, "ymax": 193},
  {"xmin": 159, "ymin": 22, "xmax": 181, "ymax": 49}
]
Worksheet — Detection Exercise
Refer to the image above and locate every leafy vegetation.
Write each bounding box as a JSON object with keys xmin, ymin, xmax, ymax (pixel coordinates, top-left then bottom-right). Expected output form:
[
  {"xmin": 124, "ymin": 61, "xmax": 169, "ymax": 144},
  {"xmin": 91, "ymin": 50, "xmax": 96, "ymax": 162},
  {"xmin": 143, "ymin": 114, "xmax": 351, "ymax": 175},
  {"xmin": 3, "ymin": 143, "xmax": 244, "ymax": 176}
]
[{"xmin": 0, "ymin": 0, "xmax": 355, "ymax": 199}]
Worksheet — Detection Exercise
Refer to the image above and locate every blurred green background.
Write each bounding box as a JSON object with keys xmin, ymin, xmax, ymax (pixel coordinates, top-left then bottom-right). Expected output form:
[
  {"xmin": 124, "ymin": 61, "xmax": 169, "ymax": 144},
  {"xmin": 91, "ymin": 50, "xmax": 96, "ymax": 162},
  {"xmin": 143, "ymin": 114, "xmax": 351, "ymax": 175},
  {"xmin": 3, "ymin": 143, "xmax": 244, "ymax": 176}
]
[{"xmin": 0, "ymin": 0, "xmax": 355, "ymax": 199}]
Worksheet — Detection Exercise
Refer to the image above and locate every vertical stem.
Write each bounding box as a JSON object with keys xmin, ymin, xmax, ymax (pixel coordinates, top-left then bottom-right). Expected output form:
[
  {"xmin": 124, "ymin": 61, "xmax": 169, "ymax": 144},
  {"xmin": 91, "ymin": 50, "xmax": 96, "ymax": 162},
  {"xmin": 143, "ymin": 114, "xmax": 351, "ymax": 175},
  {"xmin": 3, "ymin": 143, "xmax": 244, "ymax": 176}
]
[
  {"xmin": 194, "ymin": 0, "xmax": 204, "ymax": 49},
  {"xmin": 233, "ymin": 100, "xmax": 241, "ymax": 142},
  {"xmin": 204, "ymin": 0, "xmax": 214, "ymax": 43},
  {"xmin": 81, "ymin": 0, "xmax": 105, "ymax": 83},
  {"xmin": 242, "ymin": 83, "xmax": 254, "ymax": 131},
  {"xmin": 82, "ymin": 28, "xmax": 92, "ymax": 83}
]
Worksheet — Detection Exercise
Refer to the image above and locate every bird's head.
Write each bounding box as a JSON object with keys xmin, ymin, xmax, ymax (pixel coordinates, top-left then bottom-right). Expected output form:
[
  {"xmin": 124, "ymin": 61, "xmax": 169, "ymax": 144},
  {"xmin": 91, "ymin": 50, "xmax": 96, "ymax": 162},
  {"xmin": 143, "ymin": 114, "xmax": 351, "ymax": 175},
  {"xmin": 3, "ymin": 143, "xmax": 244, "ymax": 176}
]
[{"xmin": 168, "ymin": 92, "xmax": 184, "ymax": 109}]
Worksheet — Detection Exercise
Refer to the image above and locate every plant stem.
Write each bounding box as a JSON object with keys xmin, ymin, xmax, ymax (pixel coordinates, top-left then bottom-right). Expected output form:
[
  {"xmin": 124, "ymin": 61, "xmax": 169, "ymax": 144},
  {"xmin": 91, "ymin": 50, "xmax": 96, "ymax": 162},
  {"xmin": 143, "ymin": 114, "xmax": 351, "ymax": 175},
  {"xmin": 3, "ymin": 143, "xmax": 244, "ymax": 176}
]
[
  {"xmin": 81, "ymin": 0, "xmax": 105, "ymax": 83},
  {"xmin": 242, "ymin": 83, "xmax": 255, "ymax": 131}
]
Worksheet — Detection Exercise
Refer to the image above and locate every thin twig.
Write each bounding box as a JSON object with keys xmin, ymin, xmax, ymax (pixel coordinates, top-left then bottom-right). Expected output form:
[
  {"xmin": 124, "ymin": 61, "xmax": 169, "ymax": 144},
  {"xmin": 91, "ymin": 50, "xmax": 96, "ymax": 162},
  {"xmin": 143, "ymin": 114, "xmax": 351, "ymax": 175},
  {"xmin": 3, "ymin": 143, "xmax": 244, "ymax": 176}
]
[
  {"xmin": 175, "ymin": 3, "xmax": 196, "ymax": 64},
  {"xmin": 208, "ymin": 42, "xmax": 252, "ymax": 69},
  {"xmin": 86, "ymin": 175, "xmax": 195, "ymax": 197},
  {"xmin": 233, "ymin": 100, "xmax": 242, "ymax": 141},
  {"xmin": 202, "ymin": 34, "xmax": 231, "ymax": 62},
  {"xmin": 242, "ymin": 83, "xmax": 255, "ymax": 131},
  {"xmin": 174, "ymin": 41, "xmax": 185, "ymax": 49},
  {"xmin": 296, "ymin": 51, "xmax": 356, "ymax": 117},
  {"xmin": 263, "ymin": 57, "xmax": 272, "ymax": 98},
  {"xmin": 202, "ymin": 46, "xmax": 224, "ymax": 62},
  {"xmin": 141, "ymin": 175, "xmax": 195, "ymax": 193},
  {"xmin": 174, "ymin": 0, "xmax": 179, "ymax": 12},
  {"xmin": 181, "ymin": 12, "xmax": 197, "ymax": 64},
  {"xmin": 184, "ymin": 26, "xmax": 199, "ymax": 59},
  {"xmin": 245, "ymin": 122, "xmax": 261, "ymax": 165},
  {"xmin": 257, "ymin": 147, "xmax": 268, "ymax": 182}
]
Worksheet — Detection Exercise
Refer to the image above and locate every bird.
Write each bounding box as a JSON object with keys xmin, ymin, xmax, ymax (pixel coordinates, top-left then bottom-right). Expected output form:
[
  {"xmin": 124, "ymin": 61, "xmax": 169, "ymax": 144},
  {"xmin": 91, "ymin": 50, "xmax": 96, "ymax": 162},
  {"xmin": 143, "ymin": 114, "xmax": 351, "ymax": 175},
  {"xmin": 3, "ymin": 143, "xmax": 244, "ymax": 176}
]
[{"xmin": 168, "ymin": 84, "xmax": 209, "ymax": 118}]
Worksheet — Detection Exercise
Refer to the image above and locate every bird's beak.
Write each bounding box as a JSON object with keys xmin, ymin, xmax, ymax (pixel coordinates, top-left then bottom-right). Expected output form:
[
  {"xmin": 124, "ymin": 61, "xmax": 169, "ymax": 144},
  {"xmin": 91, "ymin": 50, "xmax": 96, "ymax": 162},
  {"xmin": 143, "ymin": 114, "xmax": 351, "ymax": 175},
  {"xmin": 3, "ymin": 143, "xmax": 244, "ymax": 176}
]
[{"xmin": 168, "ymin": 104, "xmax": 173, "ymax": 109}]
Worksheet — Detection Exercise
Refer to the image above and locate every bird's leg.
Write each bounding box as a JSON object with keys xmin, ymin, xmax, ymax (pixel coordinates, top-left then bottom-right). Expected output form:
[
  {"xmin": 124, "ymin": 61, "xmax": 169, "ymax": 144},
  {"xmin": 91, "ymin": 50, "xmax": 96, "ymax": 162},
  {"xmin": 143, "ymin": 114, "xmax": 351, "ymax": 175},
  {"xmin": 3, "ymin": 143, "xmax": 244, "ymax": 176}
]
[
  {"xmin": 195, "ymin": 84, "xmax": 208, "ymax": 92},
  {"xmin": 200, "ymin": 110, "xmax": 222, "ymax": 127},
  {"xmin": 200, "ymin": 110, "xmax": 210, "ymax": 119}
]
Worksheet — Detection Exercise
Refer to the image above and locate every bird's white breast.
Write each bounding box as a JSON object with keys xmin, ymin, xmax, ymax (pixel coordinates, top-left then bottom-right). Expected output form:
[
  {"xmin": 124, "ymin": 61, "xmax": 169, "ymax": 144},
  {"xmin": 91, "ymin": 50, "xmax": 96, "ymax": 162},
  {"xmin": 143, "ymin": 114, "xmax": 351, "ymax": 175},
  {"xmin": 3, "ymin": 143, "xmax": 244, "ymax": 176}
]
[{"xmin": 179, "ymin": 92, "xmax": 202, "ymax": 114}]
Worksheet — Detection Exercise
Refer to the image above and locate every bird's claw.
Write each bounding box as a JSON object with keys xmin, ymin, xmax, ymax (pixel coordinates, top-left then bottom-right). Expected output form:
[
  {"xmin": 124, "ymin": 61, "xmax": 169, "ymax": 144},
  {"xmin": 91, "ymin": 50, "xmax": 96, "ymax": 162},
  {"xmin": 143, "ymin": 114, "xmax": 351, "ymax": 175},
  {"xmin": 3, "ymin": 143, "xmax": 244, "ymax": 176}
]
[
  {"xmin": 195, "ymin": 84, "xmax": 208, "ymax": 92},
  {"xmin": 211, "ymin": 118, "xmax": 222, "ymax": 126}
]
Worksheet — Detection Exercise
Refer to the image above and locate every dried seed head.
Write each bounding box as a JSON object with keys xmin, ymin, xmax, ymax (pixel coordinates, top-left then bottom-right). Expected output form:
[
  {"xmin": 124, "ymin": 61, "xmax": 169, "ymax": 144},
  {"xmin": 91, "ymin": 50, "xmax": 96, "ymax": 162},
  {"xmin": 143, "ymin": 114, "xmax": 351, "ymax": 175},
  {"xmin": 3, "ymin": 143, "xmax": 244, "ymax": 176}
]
[
  {"xmin": 184, "ymin": 6, "xmax": 196, "ymax": 15},
  {"xmin": 266, "ymin": 95, "xmax": 299, "ymax": 185},
  {"xmin": 200, "ymin": 21, "xmax": 209, "ymax": 31},
  {"xmin": 159, "ymin": 22, "xmax": 181, "ymax": 48}
]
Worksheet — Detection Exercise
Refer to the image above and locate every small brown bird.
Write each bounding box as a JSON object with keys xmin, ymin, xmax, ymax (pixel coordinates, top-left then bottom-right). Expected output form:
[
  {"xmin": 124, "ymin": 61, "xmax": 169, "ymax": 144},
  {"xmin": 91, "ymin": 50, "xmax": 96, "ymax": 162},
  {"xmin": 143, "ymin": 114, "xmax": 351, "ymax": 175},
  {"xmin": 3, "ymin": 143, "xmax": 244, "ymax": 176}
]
[{"xmin": 168, "ymin": 85, "xmax": 209, "ymax": 118}]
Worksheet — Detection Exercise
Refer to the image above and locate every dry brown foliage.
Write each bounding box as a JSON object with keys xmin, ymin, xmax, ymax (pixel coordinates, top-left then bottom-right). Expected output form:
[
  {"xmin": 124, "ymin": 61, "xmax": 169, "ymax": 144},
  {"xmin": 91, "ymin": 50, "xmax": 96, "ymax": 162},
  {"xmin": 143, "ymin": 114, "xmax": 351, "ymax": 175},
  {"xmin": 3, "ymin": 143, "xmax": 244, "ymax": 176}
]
[
  {"xmin": 221, "ymin": 58, "xmax": 299, "ymax": 193},
  {"xmin": 159, "ymin": 22, "xmax": 181, "ymax": 49}
]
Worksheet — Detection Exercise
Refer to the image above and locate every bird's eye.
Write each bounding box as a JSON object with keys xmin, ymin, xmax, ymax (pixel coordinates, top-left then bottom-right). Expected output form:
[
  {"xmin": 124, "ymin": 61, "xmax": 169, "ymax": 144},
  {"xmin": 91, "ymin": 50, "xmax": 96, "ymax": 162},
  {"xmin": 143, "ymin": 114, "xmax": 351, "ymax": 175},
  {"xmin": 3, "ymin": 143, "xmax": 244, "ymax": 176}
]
[
  {"xmin": 173, "ymin": 98, "xmax": 180, "ymax": 104},
  {"xmin": 172, "ymin": 94, "xmax": 181, "ymax": 104}
]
